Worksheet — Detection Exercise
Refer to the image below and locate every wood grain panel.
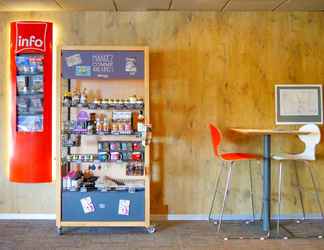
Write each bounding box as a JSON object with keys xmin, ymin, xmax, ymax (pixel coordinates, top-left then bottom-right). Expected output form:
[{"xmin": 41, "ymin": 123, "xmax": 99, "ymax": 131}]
[
  {"xmin": 171, "ymin": 0, "xmax": 228, "ymax": 10},
  {"xmin": 224, "ymin": 0, "xmax": 284, "ymax": 11},
  {"xmin": 56, "ymin": 0, "xmax": 114, "ymax": 10},
  {"xmin": 0, "ymin": 0, "xmax": 61, "ymax": 11},
  {"xmin": 115, "ymin": 0, "xmax": 170, "ymax": 11},
  {"xmin": 277, "ymin": 0, "xmax": 324, "ymax": 11},
  {"xmin": 0, "ymin": 12, "xmax": 324, "ymax": 217}
]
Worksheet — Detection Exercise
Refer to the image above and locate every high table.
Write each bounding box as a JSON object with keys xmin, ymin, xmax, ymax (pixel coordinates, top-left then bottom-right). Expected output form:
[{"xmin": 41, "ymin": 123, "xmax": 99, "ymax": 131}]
[{"xmin": 230, "ymin": 128, "xmax": 310, "ymax": 233}]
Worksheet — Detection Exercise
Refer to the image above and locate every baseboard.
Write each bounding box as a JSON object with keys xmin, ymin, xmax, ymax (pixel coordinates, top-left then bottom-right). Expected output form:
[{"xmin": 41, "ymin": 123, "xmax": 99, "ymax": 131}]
[
  {"xmin": 151, "ymin": 213, "xmax": 324, "ymax": 221},
  {"xmin": 0, "ymin": 213, "xmax": 56, "ymax": 220},
  {"xmin": 0, "ymin": 213, "xmax": 322, "ymax": 221}
]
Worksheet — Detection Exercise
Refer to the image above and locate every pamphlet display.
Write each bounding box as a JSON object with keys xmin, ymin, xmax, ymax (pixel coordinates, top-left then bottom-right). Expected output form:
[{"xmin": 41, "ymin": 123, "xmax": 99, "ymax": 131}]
[{"xmin": 10, "ymin": 21, "xmax": 53, "ymax": 183}]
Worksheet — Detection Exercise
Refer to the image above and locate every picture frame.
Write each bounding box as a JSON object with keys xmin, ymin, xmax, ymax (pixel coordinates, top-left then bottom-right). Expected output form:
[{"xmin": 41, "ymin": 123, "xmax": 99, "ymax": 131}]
[{"xmin": 275, "ymin": 84, "xmax": 323, "ymax": 124}]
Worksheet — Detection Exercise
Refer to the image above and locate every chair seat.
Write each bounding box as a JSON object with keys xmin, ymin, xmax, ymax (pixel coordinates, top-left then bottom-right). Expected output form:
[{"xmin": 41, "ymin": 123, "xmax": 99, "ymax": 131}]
[
  {"xmin": 221, "ymin": 152, "xmax": 261, "ymax": 161},
  {"xmin": 272, "ymin": 153, "xmax": 315, "ymax": 161}
]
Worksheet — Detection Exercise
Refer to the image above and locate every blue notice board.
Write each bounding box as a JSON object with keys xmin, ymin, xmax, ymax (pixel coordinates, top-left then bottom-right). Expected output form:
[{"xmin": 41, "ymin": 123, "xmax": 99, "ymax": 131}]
[{"xmin": 62, "ymin": 50, "xmax": 144, "ymax": 80}]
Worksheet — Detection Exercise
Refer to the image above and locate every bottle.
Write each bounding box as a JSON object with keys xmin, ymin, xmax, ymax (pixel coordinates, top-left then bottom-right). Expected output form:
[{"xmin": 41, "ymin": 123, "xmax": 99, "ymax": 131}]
[
  {"xmin": 137, "ymin": 111, "xmax": 145, "ymax": 133},
  {"xmin": 103, "ymin": 118, "xmax": 109, "ymax": 132},
  {"xmin": 80, "ymin": 88, "xmax": 88, "ymax": 106},
  {"xmin": 96, "ymin": 118, "xmax": 101, "ymax": 133}
]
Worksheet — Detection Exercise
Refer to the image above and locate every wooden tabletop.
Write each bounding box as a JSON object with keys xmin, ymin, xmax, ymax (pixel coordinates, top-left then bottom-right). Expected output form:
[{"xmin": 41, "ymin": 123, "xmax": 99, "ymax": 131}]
[{"xmin": 230, "ymin": 128, "xmax": 311, "ymax": 135}]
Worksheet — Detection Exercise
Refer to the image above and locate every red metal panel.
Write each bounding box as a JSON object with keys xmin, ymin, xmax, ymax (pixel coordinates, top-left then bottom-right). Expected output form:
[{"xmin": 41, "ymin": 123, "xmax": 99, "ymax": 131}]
[{"xmin": 10, "ymin": 21, "xmax": 52, "ymax": 183}]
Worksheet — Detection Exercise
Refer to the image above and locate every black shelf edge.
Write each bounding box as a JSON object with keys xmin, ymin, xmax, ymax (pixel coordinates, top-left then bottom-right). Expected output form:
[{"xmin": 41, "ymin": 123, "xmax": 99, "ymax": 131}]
[
  {"xmin": 17, "ymin": 112, "xmax": 43, "ymax": 116},
  {"xmin": 63, "ymin": 159, "xmax": 144, "ymax": 164},
  {"xmin": 62, "ymin": 105, "xmax": 144, "ymax": 111},
  {"xmin": 16, "ymin": 73, "xmax": 43, "ymax": 76},
  {"xmin": 17, "ymin": 92, "xmax": 44, "ymax": 96}
]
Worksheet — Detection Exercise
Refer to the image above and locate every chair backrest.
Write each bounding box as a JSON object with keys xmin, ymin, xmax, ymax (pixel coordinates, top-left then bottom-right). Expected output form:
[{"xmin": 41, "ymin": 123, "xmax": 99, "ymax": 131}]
[
  {"xmin": 209, "ymin": 124, "xmax": 222, "ymax": 157},
  {"xmin": 298, "ymin": 124, "xmax": 321, "ymax": 160}
]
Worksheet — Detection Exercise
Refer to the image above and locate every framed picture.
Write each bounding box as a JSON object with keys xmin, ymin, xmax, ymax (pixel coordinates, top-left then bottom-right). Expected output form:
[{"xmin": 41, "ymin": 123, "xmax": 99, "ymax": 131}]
[{"xmin": 275, "ymin": 84, "xmax": 323, "ymax": 124}]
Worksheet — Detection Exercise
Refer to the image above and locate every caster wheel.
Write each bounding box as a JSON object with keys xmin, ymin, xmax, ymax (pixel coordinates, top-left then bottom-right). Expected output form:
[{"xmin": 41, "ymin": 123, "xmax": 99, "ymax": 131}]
[
  {"xmin": 147, "ymin": 226, "xmax": 156, "ymax": 234},
  {"xmin": 57, "ymin": 227, "xmax": 63, "ymax": 236}
]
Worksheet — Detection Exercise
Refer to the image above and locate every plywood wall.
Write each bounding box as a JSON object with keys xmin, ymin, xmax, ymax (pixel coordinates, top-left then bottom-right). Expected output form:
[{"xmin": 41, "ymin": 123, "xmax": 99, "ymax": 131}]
[{"xmin": 1, "ymin": 11, "xmax": 324, "ymax": 216}]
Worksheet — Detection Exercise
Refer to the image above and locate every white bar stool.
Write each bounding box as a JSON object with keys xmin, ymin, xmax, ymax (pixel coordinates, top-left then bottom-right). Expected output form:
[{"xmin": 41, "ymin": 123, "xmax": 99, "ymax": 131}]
[{"xmin": 272, "ymin": 124, "xmax": 323, "ymax": 235}]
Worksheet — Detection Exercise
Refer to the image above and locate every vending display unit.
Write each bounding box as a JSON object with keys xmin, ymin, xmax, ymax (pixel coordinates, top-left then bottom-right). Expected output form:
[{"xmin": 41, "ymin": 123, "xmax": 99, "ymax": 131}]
[
  {"xmin": 10, "ymin": 21, "xmax": 52, "ymax": 183},
  {"xmin": 56, "ymin": 46, "xmax": 154, "ymax": 234}
]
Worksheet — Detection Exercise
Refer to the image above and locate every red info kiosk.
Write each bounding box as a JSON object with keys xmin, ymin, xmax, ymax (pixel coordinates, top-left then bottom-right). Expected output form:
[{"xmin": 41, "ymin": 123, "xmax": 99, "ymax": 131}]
[{"xmin": 10, "ymin": 21, "xmax": 52, "ymax": 182}]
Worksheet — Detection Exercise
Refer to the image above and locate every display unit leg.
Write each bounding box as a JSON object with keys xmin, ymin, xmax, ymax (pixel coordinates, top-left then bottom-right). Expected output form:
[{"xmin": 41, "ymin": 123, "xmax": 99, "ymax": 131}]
[
  {"xmin": 56, "ymin": 227, "xmax": 63, "ymax": 236},
  {"xmin": 146, "ymin": 225, "xmax": 156, "ymax": 234}
]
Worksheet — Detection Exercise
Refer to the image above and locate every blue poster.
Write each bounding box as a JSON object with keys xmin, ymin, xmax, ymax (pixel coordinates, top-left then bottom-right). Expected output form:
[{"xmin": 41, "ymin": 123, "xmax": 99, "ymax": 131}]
[{"xmin": 62, "ymin": 50, "xmax": 145, "ymax": 80}]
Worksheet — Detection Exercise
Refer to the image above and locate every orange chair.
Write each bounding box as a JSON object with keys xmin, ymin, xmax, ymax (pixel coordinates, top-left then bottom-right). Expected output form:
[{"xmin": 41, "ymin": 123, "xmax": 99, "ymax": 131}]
[{"xmin": 209, "ymin": 124, "xmax": 262, "ymax": 232}]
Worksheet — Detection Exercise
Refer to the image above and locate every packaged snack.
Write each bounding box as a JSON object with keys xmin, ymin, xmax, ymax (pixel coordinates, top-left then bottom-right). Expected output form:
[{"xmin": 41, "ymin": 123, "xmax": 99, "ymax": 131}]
[
  {"xmin": 133, "ymin": 142, "xmax": 143, "ymax": 151},
  {"xmin": 98, "ymin": 152, "xmax": 109, "ymax": 162},
  {"xmin": 131, "ymin": 152, "xmax": 142, "ymax": 161},
  {"xmin": 110, "ymin": 152, "xmax": 121, "ymax": 161},
  {"xmin": 121, "ymin": 142, "xmax": 133, "ymax": 151},
  {"xmin": 110, "ymin": 142, "xmax": 121, "ymax": 151},
  {"xmin": 121, "ymin": 152, "xmax": 132, "ymax": 161}
]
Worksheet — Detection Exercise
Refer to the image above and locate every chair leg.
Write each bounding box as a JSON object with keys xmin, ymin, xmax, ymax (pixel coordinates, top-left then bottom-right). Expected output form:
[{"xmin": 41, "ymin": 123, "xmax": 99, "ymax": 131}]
[
  {"xmin": 208, "ymin": 161, "xmax": 225, "ymax": 222},
  {"xmin": 307, "ymin": 162, "xmax": 324, "ymax": 219},
  {"xmin": 277, "ymin": 161, "xmax": 283, "ymax": 235},
  {"xmin": 294, "ymin": 161, "xmax": 305, "ymax": 221},
  {"xmin": 248, "ymin": 160, "xmax": 255, "ymax": 222},
  {"xmin": 217, "ymin": 161, "xmax": 233, "ymax": 233}
]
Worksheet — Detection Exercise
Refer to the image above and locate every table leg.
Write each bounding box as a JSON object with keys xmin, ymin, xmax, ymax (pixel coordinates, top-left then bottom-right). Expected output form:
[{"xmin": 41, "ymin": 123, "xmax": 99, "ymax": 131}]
[{"xmin": 262, "ymin": 134, "xmax": 271, "ymax": 232}]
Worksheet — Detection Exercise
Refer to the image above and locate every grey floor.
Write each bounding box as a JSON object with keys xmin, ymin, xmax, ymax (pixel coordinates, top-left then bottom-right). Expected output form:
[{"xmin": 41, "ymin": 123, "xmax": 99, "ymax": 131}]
[{"xmin": 1, "ymin": 220, "xmax": 324, "ymax": 250}]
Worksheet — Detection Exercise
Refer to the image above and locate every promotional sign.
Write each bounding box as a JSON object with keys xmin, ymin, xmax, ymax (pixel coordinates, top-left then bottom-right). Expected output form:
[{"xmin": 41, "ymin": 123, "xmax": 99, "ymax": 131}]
[
  {"xmin": 10, "ymin": 21, "xmax": 53, "ymax": 183},
  {"xmin": 15, "ymin": 22, "xmax": 48, "ymax": 53},
  {"xmin": 62, "ymin": 50, "xmax": 144, "ymax": 79}
]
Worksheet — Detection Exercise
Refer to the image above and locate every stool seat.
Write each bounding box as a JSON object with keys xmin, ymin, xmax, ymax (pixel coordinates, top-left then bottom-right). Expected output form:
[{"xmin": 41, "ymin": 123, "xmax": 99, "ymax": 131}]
[
  {"xmin": 272, "ymin": 153, "xmax": 314, "ymax": 161},
  {"xmin": 221, "ymin": 153, "xmax": 261, "ymax": 161}
]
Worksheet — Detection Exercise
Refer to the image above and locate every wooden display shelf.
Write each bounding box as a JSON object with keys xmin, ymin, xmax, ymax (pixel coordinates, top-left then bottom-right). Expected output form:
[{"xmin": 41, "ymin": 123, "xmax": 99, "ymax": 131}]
[{"xmin": 56, "ymin": 46, "xmax": 152, "ymax": 234}]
